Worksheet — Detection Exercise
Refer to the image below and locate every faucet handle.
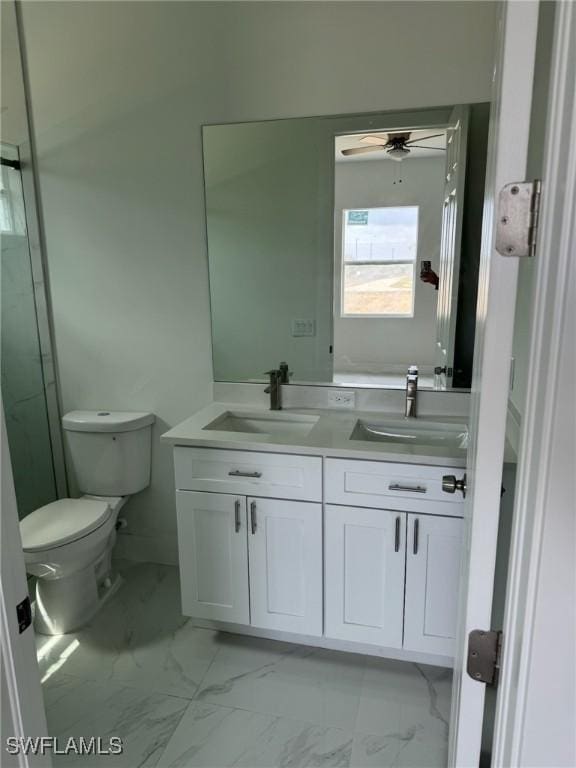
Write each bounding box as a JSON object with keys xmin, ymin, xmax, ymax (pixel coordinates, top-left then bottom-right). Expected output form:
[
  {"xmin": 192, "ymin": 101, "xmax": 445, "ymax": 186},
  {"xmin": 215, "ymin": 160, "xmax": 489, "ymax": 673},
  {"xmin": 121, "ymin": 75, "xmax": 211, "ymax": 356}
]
[{"xmin": 279, "ymin": 362, "xmax": 291, "ymax": 384}]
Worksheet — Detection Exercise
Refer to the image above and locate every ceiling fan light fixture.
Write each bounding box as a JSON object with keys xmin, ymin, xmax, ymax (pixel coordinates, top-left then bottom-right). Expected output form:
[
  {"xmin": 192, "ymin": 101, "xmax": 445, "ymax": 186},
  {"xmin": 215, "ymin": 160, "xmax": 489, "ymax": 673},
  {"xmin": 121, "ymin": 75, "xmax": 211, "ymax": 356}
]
[{"xmin": 387, "ymin": 146, "xmax": 410, "ymax": 162}]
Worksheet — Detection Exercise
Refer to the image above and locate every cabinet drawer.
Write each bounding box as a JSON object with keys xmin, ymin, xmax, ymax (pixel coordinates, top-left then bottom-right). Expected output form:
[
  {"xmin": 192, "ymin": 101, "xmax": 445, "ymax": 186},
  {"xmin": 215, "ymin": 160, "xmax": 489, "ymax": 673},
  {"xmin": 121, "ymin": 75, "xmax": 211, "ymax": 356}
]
[
  {"xmin": 174, "ymin": 447, "xmax": 322, "ymax": 502},
  {"xmin": 325, "ymin": 458, "xmax": 465, "ymax": 516}
]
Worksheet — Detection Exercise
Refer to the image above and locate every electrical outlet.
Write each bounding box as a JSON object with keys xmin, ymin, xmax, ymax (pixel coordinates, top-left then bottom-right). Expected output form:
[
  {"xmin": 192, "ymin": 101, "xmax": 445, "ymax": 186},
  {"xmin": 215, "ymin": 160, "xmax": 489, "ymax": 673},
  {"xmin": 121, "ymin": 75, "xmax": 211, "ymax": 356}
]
[{"xmin": 327, "ymin": 389, "xmax": 356, "ymax": 409}]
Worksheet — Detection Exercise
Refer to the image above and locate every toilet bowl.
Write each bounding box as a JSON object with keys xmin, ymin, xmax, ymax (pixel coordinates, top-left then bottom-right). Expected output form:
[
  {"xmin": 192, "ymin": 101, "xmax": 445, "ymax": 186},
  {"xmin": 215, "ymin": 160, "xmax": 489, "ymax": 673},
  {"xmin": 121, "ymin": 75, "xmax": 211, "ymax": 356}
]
[
  {"xmin": 20, "ymin": 410, "xmax": 154, "ymax": 635},
  {"xmin": 21, "ymin": 496, "xmax": 127, "ymax": 635}
]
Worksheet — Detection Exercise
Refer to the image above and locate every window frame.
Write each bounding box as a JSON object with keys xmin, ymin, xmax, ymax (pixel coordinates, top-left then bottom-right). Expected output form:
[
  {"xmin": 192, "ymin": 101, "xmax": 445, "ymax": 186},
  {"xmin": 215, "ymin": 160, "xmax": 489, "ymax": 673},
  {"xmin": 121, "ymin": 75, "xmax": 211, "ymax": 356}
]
[{"xmin": 339, "ymin": 205, "xmax": 419, "ymax": 320}]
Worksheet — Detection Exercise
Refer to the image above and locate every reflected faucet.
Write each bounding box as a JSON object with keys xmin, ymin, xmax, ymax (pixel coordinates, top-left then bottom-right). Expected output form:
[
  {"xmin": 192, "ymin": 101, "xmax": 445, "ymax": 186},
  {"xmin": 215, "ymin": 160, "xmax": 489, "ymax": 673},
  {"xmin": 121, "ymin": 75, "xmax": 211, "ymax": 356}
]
[
  {"xmin": 264, "ymin": 369, "xmax": 283, "ymax": 411},
  {"xmin": 279, "ymin": 361, "xmax": 291, "ymax": 384},
  {"xmin": 405, "ymin": 365, "xmax": 418, "ymax": 418}
]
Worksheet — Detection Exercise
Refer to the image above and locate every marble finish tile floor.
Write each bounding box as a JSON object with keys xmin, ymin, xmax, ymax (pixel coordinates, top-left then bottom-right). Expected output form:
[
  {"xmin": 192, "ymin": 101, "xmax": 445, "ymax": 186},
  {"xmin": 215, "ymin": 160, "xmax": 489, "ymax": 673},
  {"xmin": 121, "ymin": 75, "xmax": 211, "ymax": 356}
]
[{"xmin": 36, "ymin": 561, "xmax": 451, "ymax": 768}]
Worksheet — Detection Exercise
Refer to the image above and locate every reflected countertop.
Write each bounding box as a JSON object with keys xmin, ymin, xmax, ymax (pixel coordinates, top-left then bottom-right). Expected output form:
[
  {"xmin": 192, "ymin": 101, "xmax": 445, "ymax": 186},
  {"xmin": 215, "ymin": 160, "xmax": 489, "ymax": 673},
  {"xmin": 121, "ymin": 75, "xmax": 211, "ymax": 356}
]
[{"xmin": 161, "ymin": 402, "xmax": 469, "ymax": 468}]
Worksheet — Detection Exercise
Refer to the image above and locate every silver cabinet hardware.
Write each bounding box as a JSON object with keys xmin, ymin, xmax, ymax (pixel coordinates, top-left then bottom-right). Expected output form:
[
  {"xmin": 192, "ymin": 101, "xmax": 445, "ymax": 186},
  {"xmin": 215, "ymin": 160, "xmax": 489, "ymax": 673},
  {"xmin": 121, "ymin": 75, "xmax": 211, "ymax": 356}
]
[
  {"xmin": 442, "ymin": 473, "xmax": 467, "ymax": 498},
  {"xmin": 389, "ymin": 483, "xmax": 427, "ymax": 494},
  {"xmin": 234, "ymin": 500, "xmax": 241, "ymax": 533},
  {"xmin": 250, "ymin": 501, "xmax": 257, "ymax": 534},
  {"xmin": 229, "ymin": 470, "xmax": 262, "ymax": 478},
  {"xmin": 394, "ymin": 516, "xmax": 401, "ymax": 552},
  {"xmin": 413, "ymin": 518, "xmax": 419, "ymax": 555}
]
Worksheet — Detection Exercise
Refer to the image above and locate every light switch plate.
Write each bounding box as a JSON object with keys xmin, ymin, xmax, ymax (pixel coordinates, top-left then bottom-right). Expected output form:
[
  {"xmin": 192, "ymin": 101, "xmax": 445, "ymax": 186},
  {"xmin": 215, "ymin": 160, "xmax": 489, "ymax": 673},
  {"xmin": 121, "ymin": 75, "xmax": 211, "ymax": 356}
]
[
  {"xmin": 327, "ymin": 389, "xmax": 356, "ymax": 409},
  {"xmin": 291, "ymin": 318, "xmax": 315, "ymax": 337}
]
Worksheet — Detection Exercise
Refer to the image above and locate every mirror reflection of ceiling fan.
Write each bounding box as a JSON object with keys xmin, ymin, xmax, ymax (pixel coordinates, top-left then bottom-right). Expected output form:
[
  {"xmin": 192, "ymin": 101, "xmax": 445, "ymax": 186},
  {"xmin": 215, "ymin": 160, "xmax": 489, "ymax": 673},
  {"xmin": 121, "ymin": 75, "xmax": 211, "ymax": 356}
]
[{"xmin": 341, "ymin": 132, "xmax": 446, "ymax": 161}]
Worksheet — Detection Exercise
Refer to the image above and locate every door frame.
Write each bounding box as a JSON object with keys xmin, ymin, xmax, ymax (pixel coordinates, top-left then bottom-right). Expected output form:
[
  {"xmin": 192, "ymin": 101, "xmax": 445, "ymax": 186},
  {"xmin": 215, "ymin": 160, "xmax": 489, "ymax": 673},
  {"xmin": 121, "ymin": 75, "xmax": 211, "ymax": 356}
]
[
  {"xmin": 492, "ymin": 2, "xmax": 576, "ymax": 764},
  {"xmin": 1, "ymin": 405, "xmax": 51, "ymax": 767},
  {"xmin": 448, "ymin": 1, "xmax": 540, "ymax": 765}
]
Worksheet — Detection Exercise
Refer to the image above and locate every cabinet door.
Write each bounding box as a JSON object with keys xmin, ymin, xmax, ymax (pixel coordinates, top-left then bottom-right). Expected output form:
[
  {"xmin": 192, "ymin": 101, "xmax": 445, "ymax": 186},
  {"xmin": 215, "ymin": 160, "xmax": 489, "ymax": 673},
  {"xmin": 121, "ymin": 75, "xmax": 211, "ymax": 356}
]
[
  {"xmin": 325, "ymin": 505, "xmax": 406, "ymax": 648},
  {"xmin": 404, "ymin": 514, "xmax": 464, "ymax": 656},
  {"xmin": 247, "ymin": 497, "xmax": 322, "ymax": 636},
  {"xmin": 176, "ymin": 491, "xmax": 249, "ymax": 623}
]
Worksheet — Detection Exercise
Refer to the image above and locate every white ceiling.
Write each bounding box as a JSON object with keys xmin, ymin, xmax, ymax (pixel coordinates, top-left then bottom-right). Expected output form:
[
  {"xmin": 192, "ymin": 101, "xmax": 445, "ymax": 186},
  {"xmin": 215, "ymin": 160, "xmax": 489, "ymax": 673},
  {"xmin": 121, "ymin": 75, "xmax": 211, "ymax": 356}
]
[{"xmin": 335, "ymin": 129, "xmax": 447, "ymax": 163}]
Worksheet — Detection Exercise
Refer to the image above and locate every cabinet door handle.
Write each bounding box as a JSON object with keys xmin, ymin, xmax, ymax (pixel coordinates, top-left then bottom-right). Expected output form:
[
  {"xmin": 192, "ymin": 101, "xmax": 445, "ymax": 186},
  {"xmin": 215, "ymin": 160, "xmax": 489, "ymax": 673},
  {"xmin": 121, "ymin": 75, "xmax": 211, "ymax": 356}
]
[
  {"xmin": 389, "ymin": 483, "xmax": 426, "ymax": 494},
  {"xmin": 229, "ymin": 470, "xmax": 262, "ymax": 478},
  {"xmin": 394, "ymin": 516, "xmax": 401, "ymax": 552},
  {"xmin": 413, "ymin": 518, "xmax": 420, "ymax": 555},
  {"xmin": 234, "ymin": 500, "xmax": 241, "ymax": 533},
  {"xmin": 250, "ymin": 501, "xmax": 257, "ymax": 534}
]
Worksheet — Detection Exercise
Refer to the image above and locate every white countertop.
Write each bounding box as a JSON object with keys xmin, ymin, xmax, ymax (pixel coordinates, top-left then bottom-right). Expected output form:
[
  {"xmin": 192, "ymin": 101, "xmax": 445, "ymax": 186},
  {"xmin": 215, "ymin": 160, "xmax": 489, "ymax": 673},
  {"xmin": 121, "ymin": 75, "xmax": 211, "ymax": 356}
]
[{"xmin": 161, "ymin": 402, "xmax": 468, "ymax": 467}]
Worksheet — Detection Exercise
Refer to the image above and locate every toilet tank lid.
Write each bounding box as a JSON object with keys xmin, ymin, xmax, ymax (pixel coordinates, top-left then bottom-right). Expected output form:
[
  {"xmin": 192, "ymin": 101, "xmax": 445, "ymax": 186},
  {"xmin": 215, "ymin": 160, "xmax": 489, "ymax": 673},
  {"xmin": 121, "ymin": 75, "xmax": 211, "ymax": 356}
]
[{"xmin": 62, "ymin": 410, "xmax": 155, "ymax": 433}]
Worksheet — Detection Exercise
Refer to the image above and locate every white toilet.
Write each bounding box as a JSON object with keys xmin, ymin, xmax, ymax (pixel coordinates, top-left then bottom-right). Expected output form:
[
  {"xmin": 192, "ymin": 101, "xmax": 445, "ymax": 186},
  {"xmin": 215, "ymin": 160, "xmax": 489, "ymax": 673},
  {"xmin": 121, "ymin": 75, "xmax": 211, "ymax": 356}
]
[{"xmin": 20, "ymin": 410, "xmax": 155, "ymax": 635}]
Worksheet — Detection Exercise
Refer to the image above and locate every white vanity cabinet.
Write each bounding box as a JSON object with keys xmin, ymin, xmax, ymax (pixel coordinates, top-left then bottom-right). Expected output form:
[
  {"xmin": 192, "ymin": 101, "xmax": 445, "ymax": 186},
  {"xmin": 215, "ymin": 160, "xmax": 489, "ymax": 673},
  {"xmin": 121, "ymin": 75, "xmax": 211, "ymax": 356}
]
[
  {"xmin": 404, "ymin": 513, "xmax": 464, "ymax": 656},
  {"xmin": 176, "ymin": 491, "xmax": 250, "ymax": 624},
  {"xmin": 323, "ymin": 458, "xmax": 465, "ymax": 658},
  {"xmin": 175, "ymin": 448, "xmax": 323, "ymax": 637},
  {"xmin": 247, "ymin": 497, "xmax": 322, "ymax": 635},
  {"xmin": 324, "ymin": 505, "xmax": 406, "ymax": 648},
  {"xmin": 173, "ymin": 444, "xmax": 465, "ymax": 663}
]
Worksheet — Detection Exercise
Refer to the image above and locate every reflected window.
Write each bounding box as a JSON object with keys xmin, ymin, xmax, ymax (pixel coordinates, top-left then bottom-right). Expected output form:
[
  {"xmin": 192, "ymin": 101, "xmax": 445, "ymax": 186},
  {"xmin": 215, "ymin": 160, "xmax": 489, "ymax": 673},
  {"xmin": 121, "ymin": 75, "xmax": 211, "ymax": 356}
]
[{"xmin": 341, "ymin": 206, "xmax": 419, "ymax": 317}]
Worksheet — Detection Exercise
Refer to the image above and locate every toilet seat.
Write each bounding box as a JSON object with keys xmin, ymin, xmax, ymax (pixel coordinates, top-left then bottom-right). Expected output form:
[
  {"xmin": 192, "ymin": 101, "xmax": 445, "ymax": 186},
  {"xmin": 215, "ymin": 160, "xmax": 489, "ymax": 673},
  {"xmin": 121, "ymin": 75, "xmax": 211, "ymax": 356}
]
[{"xmin": 20, "ymin": 498, "xmax": 112, "ymax": 552}]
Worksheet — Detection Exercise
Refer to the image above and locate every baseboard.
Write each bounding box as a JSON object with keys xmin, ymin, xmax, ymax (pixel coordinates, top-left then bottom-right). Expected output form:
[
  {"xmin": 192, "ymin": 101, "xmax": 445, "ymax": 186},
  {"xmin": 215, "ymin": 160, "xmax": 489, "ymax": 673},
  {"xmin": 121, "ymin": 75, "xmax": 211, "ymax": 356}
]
[
  {"xmin": 115, "ymin": 531, "xmax": 178, "ymax": 566},
  {"xmin": 188, "ymin": 616, "xmax": 453, "ymax": 669}
]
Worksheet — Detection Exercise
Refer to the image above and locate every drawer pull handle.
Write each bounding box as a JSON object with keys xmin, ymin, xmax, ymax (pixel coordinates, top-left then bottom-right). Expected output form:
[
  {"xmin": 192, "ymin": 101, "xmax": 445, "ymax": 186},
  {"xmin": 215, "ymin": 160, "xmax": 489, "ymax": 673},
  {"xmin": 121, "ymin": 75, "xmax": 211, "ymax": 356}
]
[
  {"xmin": 389, "ymin": 483, "xmax": 426, "ymax": 494},
  {"xmin": 394, "ymin": 516, "xmax": 401, "ymax": 552},
  {"xmin": 229, "ymin": 470, "xmax": 262, "ymax": 478},
  {"xmin": 250, "ymin": 501, "xmax": 257, "ymax": 535},
  {"xmin": 234, "ymin": 500, "xmax": 241, "ymax": 533},
  {"xmin": 413, "ymin": 518, "xmax": 420, "ymax": 555}
]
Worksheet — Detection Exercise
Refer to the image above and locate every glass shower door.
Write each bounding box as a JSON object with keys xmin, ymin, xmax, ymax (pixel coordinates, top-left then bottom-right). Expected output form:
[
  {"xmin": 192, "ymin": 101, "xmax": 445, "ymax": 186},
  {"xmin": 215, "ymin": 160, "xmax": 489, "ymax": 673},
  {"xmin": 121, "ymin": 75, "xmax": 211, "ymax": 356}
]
[{"xmin": 1, "ymin": 143, "xmax": 58, "ymax": 518}]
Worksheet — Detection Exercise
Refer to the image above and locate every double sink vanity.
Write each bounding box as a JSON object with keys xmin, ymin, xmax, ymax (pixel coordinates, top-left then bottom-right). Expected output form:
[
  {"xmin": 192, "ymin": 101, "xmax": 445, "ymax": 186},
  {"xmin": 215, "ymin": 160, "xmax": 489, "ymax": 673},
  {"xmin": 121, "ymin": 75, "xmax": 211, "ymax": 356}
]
[
  {"xmin": 162, "ymin": 400, "xmax": 468, "ymax": 668},
  {"xmin": 169, "ymin": 100, "xmax": 485, "ymax": 667}
]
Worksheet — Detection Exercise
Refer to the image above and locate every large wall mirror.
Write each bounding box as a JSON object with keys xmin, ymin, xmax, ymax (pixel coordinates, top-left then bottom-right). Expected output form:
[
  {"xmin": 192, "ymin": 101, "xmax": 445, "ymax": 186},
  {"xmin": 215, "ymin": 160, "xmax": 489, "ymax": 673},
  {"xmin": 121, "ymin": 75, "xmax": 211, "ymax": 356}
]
[{"xmin": 203, "ymin": 104, "xmax": 489, "ymax": 390}]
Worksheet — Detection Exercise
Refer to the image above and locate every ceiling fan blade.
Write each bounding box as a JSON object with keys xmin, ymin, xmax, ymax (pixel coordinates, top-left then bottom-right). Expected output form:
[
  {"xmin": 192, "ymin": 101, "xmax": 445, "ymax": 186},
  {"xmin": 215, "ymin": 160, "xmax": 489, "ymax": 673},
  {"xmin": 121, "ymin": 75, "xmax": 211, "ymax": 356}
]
[
  {"xmin": 341, "ymin": 146, "xmax": 384, "ymax": 156},
  {"xmin": 407, "ymin": 145, "xmax": 446, "ymax": 150},
  {"xmin": 360, "ymin": 135, "xmax": 389, "ymax": 146},
  {"xmin": 405, "ymin": 133, "xmax": 444, "ymax": 145}
]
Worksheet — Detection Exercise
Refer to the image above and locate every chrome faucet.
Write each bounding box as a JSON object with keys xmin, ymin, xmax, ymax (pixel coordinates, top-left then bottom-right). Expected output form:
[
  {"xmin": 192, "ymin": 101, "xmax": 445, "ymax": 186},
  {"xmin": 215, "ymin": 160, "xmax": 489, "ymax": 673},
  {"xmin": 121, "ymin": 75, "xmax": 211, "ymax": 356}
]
[
  {"xmin": 405, "ymin": 365, "xmax": 418, "ymax": 418},
  {"xmin": 264, "ymin": 369, "xmax": 283, "ymax": 410}
]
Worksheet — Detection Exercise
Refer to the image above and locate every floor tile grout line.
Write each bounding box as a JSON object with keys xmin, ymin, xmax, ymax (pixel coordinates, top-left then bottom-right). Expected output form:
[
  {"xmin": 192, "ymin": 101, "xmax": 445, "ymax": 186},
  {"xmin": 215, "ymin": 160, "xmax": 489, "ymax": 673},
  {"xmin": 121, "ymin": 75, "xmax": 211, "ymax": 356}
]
[
  {"xmin": 190, "ymin": 644, "xmax": 221, "ymax": 702},
  {"xmin": 42, "ymin": 669, "xmax": 205, "ymax": 706}
]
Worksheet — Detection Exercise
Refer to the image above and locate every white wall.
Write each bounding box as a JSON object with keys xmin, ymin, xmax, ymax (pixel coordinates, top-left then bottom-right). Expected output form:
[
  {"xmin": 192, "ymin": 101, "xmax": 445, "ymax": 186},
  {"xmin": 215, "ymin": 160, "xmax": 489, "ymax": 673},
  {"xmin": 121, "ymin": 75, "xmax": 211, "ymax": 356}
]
[
  {"xmin": 205, "ymin": 118, "xmax": 333, "ymax": 383},
  {"xmin": 334, "ymin": 156, "xmax": 445, "ymax": 373},
  {"xmin": 20, "ymin": 1, "xmax": 497, "ymax": 563}
]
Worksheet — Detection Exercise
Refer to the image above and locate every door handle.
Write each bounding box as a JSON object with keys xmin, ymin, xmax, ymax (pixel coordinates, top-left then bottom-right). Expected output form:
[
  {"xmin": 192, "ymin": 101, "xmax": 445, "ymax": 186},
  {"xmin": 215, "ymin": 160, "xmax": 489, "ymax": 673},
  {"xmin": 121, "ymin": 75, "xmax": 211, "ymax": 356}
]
[
  {"xmin": 229, "ymin": 470, "xmax": 262, "ymax": 478},
  {"xmin": 442, "ymin": 473, "xmax": 467, "ymax": 498},
  {"xmin": 394, "ymin": 516, "xmax": 401, "ymax": 552},
  {"xmin": 413, "ymin": 518, "xmax": 420, "ymax": 555},
  {"xmin": 234, "ymin": 500, "xmax": 241, "ymax": 533},
  {"xmin": 250, "ymin": 501, "xmax": 257, "ymax": 534}
]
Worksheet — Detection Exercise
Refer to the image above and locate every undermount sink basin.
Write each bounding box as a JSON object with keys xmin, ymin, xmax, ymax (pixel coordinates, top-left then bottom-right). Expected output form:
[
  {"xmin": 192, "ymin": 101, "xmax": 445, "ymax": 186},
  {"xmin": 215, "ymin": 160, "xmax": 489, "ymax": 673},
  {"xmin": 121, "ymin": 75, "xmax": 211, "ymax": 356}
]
[
  {"xmin": 203, "ymin": 411, "xmax": 319, "ymax": 438},
  {"xmin": 350, "ymin": 419, "xmax": 468, "ymax": 450}
]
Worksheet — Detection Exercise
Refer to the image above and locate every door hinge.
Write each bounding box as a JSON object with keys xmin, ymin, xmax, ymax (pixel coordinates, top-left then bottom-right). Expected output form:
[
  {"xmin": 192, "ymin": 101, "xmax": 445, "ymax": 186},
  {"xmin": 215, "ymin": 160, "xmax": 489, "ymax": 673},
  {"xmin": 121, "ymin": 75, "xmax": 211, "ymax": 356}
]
[
  {"xmin": 496, "ymin": 180, "xmax": 541, "ymax": 258},
  {"xmin": 16, "ymin": 596, "xmax": 32, "ymax": 634},
  {"xmin": 467, "ymin": 629, "xmax": 502, "ymax": 687}
]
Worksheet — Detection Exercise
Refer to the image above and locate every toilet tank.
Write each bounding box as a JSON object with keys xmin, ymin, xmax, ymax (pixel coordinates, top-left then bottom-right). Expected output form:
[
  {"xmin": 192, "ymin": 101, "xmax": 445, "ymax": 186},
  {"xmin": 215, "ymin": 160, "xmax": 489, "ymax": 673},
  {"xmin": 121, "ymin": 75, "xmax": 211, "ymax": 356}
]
[{"xmin": 62, "ymin": 411, "xmax": 155, "ymax": 496}]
